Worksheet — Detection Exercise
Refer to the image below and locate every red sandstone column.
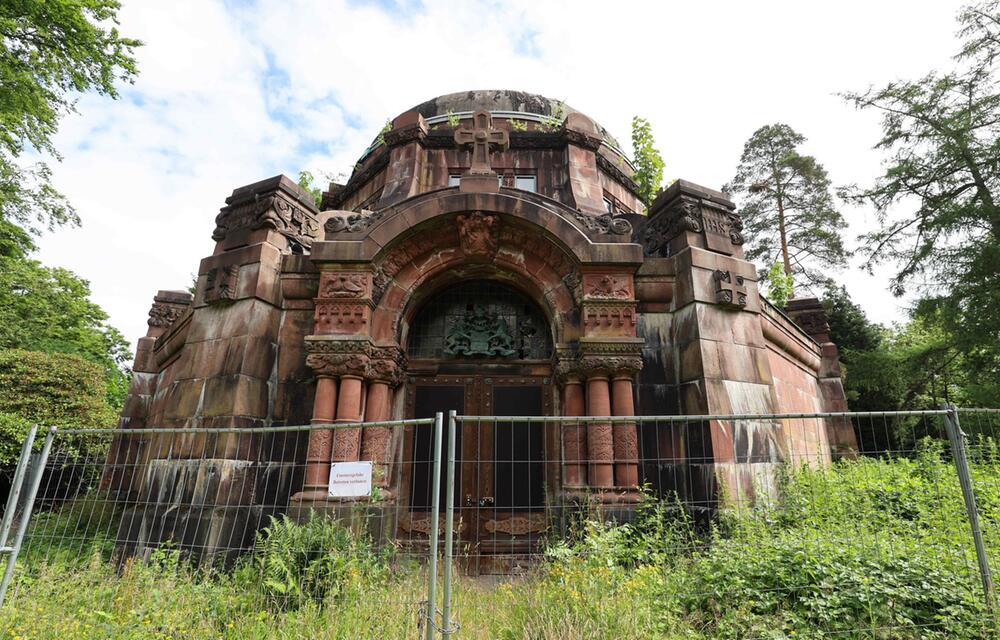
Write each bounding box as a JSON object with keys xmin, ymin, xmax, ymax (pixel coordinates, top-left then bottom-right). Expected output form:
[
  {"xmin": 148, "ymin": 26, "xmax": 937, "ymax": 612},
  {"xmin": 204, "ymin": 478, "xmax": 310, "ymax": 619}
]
[
  {"xmin": 561, "ymin": 380, "xmax": 587, "ymax": 486},
  {"xmin": 585, "ymin": 374, "xmax": 615, "ymax": 488},
  {"xmin": 361, "ymin": 381, "xmax": 392, "ymax": 456},
  {"xmin": 332, "ymin": 375, "xmax": 364, "ymax": 461},
  {"xmin": 611, "ymin": 375, "xmax": 639, "ymax": 488},
  {"xmin": 297, "ymin": 375, "xmax": 338, "ymax": 499}
]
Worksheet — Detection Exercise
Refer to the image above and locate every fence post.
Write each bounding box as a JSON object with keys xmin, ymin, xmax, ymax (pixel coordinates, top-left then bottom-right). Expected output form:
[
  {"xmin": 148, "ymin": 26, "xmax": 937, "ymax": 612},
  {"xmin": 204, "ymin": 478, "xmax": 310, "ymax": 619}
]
[
  {"xmin": 440, "ymin": 410, "xmax": 457, "ymax": 637},
  {"xmin": 943, "ymin": 405, "xmax": 995, "ymax": 613},
  {"xmin": 424, "ymin": 412, "xmax": 444, "ymax": 640},
  {"xmin": 0, "ymin": 426, "xmax": 56, "ymax": 608},
  {"xmin": 0, "ymin": 425, "xmax": 38, "ymax": 551}
]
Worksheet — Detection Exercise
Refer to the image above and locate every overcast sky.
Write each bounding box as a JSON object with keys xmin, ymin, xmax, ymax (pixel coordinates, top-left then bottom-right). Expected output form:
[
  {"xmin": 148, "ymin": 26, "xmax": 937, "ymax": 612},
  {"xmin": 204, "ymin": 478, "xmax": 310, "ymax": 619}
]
[{"xmin": 36, "ymin": 0, "xmax": 968, "ymax": 349}]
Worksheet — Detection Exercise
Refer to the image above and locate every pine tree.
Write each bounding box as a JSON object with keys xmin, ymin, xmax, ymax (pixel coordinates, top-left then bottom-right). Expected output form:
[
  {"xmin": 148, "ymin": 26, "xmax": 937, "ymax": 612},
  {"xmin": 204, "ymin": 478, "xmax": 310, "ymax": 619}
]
[{"xmin": 725, "ymin": 124, "xmax": 848, "ymax": 292}]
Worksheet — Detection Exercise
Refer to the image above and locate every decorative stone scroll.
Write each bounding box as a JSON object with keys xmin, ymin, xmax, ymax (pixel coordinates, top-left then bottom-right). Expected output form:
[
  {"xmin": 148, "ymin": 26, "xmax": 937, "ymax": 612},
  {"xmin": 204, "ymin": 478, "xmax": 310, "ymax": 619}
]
[
  {"xmin": 713, "ymin": 269, "xmax": 748, "ymax": 309},
  {"xmin": 212, "ymin": 192, "xmax": 319, "ymax": 248},
  {"xmin": 484, "ymin": 513, "xmax": 549, "ymax": 535},
  {"xmin": 571, "ymin": 210, "xmax": 632, "ymax": 236},
  {"xmin": 324, "ymin": 208, "xmax": 384, "ymax": 234},
  {"xmin": 147, "ymin": 297, "xmax": 189, "ymax": 328},
  {"xmin": 643, "ymin": 196, "xmax": 744, "ymax": 257}
]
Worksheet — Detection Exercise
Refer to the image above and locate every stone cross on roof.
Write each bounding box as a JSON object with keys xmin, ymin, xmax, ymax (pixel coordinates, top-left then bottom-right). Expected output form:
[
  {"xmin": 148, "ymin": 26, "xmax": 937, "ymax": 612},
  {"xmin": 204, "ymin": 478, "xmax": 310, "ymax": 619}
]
[{"xmin": 454, "ymin": 109, "xmax": 509, "ymax": 192}]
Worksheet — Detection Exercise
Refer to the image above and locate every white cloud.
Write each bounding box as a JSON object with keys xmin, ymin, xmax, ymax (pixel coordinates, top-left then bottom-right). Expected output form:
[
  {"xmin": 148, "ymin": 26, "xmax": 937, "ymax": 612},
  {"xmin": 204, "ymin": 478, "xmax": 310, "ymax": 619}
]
[{"xmin": 34, "ymin": 0, "xmax": 968, "ymax": 347}]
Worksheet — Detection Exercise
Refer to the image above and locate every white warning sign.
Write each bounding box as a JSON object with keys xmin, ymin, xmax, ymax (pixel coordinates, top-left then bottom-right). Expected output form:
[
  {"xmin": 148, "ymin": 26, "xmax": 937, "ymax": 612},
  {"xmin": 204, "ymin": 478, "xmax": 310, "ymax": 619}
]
[{"xmin": 328, "ymin": 461, "xmax": 373, "ymax": 498}]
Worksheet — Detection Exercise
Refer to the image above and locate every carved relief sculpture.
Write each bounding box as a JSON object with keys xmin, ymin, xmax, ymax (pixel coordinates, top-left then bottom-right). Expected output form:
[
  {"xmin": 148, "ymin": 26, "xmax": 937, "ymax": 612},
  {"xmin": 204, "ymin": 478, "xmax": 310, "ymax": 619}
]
[
  {"xmin": 714, "ymin": 269, "xmax": 748, "ymax": 309},
  {"xmin": 212, "ymin": 193, "xmax": 319, "ymax": 248},
  {"xmin": 456, "ymin": 211, "xmax": 499, "ymax": 260},
  {"xmin": 444, "ymin": 304, "xmax": 516, "ymax": 357},
  {"xmin": 204, "ymin": 264, "xmax": 239, "ymax": 304}
]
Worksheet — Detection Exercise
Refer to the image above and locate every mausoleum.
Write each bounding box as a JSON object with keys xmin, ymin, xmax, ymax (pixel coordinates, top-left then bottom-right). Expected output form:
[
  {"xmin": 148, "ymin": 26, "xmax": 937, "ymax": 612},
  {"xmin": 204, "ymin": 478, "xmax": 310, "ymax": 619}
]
[{"xmin": 104, "ymin": 90, "xmax": 855, "ymax": 564}]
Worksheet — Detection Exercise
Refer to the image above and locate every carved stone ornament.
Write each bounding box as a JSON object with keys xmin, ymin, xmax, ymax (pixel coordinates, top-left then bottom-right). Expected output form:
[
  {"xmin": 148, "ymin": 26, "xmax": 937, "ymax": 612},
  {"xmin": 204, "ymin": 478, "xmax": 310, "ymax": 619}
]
[
  {"xmin": 578, "ymin": 355, "xmax": 644, "ymax": 378},
  {"xmin": 714, "ymin": 269, "xmax": 748, "ymax": 309},
  {"xmin": 147, "ymin": 303, "xmax": 186, "ymax": 328},
  {"xmin": 368, "ymin": 345, "xmax": 407, "ymax": 386},
  {"xmin": 643, "ymin": 197, "xmax": 744, "ymax": 257},
  {"xmin": 212, "ymin": 193, "xmax": 319, "ymax": 248},
  {"xmin": 554, "ymin": 347, "xmax": 583, "ymax": 383},
  {"xmin": 456, "ymin": 211, "xmax": 499, "ymax": 260},
  {"xmin": 324, "ymin": 208, "xmax": 384, "ymax": 234},
  {"xmin": 454, "ymin": 109, "xmax": 509, "ymax": 176},
  {"xmin": 321, "ymin": 273, "xmax": 367, "ymax": 298},
  {"xmin": 204, "ymin": 264, "xmax": 239, "ymax": 304},
  {"xmin": 642, "ymin": 199, "xmax": 702, "ymax": 257},
  {"xmin": 399, "ymin": 514, "xmax": 465, "ymax": 535},
  {"xmin": 444, "ymin": 304, "xmax": 516, "ymax": 358},
  {"xmin": 371, "ymin": 266, "xmax": 392, "ymax": 305},
  {"xmin": 793, "ymin": 311, "xmax": 830, "ymax": 336},
  {"xmin": 572, "ymin": 210, "xmax": 632, "ymax": 236},
  {"xmin": 585, "ymin": 274, "xmax": 631, "ymax": 300},
  {"xmin": 304, "ymin": 338, "xmax": 372, "ymax": 378},
  {"xmin": 484, "ymin": 513, "xmax": 549, "ymax": 535}
]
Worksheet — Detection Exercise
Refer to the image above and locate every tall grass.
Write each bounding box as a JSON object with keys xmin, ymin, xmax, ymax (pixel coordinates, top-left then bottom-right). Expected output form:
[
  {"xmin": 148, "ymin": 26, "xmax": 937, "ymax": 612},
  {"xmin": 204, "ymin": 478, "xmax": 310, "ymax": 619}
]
[{"xmin": 0, "ymin": 438, "xmax": 996, "ymax": 639}]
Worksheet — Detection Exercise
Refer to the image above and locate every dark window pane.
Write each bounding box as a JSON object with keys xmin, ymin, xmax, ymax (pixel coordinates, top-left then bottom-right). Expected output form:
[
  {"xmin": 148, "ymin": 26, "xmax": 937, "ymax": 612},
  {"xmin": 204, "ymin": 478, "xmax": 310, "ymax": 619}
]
[
  {"xmin": 492, "ymin": 386, "xmax": 544, "ymax": 509},
  {"xmin": 410, "ymin": 385, "xmax": 463, "ymax": 509}
]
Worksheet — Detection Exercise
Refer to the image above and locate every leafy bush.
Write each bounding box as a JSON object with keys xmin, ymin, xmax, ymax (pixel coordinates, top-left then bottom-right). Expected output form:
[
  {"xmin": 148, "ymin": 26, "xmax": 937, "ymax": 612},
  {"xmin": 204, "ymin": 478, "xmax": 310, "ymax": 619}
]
[
  {"xmin": 234, "ymin": 513, "xmax": 393, "ymax": 610},
  {"xmin": 0, "ymin": 349, "xmax": 117, "ymax": 465}
]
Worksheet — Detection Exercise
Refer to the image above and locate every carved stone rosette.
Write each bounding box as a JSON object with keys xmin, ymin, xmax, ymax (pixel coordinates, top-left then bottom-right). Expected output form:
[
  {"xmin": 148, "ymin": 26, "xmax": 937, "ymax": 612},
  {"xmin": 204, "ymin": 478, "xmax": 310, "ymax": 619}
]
[{"xmin": 213, "ymin": 192, "xmax": 319, "ymax": 248}]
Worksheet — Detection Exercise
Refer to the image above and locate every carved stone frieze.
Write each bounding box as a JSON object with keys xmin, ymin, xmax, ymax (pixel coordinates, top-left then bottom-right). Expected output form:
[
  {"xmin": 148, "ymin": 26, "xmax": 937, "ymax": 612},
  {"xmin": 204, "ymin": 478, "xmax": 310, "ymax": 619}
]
[
  {"xmin": 643, "ymin": 196, "xmax": 744, "ymax": 257},
  {"xmin": 793, "ymin": 311, "xmax": 830, "ymax": 337},
  {"xmin": 484, "ymin": 513, "xmax": 549, "ymax": 535},
  {"xmin": 713, "ymin": 269, "xmax": 748, "ymax": 309},
  {"xmin": 315, "ymin": 301, "xmax": 370, "ymax": 333},
  {"xmin": 148, "ymin": 302, "xmax": 186, "ymax": 328},
  {"xmin": 456, "ymin": 211, "xmax": 499, "ymax": 260},
  {"xmin": 583, "ymin": 274, "xmax": 632, "ymax": 300},
  {"xmin": 582, "ymin": 302, "xmax": 636, "ymax": 331},
  {"xmin": 212, "ymin": 193, "xmax": 319, "ymax": 248},
  {"xmin": 320, "ymin": 272, "xmax": 368, "ymax": 299},
  {"xmin": 304, "ymin": 337, "xmax": 372, "ymax": 378},
  {"xmin": 204, "ymin": 264, "xmax": 239, "ymax": 304},
  {"xmin": 577, "ymin": 354, "xmax": 644, "ymax": 378},
  {"xmin": 571, "ymin": 210, "xmax": 632, "ymax": 236},
  {"xmin": 324, "ymin": 208, "xmax": 384, "ymax": 234}
]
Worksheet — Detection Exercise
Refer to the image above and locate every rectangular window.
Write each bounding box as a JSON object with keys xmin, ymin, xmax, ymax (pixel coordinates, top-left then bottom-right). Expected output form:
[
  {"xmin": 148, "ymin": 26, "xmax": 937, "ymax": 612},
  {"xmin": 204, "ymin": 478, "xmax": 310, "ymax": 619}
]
[
  {"xmin": 448, "ymin": 174, "xmax": 461, "ymax": 187},
  {"xmin": 514, "ymin": 175, "xmax": 536, "ymax": 192}
]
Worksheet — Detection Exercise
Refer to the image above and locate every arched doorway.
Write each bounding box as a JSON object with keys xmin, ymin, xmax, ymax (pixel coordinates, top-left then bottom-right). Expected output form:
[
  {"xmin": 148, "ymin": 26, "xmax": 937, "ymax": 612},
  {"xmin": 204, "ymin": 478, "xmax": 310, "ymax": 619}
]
[{"xmin": 399, "ymin": 280, "xmax": 556, "ymax": 571}]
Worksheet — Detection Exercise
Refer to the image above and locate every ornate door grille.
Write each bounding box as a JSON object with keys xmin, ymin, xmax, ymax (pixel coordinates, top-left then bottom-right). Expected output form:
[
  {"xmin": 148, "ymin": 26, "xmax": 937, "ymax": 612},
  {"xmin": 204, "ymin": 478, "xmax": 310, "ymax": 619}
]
[{"xmin": 407, "ymin": 281, "xmax": 552, "ymax": 360}]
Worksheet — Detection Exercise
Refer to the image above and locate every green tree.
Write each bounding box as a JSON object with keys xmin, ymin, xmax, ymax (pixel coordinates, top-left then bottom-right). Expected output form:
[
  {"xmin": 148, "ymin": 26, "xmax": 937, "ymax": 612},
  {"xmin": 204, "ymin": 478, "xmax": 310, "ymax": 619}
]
[
  {"xmin": 821, "ymin": 283, "xmax": 883, "ymax": 353},
  {"xmin": 841, "ymin": 0, "xmax": 999, "ymax": 403},
  {"xmin": 297, "ymin": 171, "xmax": 323, "ymax": 209},
  {"xmin": 630, "ymin": 116, "xmax": 664, "ymax": 208},
  {"xmin": 765, "ymin": 260, "xmax": 794, "ymax": 307},
  {"xmin": 0, "ymin": 0, "xmax": 140, "ymax": 236},
  {"xmin": 725, "ymin": 124, "xmax": 849, "ymax": 292},
  {"xmin": 0, "ymin": 254, "xmax": 131, "ymax": 408}
]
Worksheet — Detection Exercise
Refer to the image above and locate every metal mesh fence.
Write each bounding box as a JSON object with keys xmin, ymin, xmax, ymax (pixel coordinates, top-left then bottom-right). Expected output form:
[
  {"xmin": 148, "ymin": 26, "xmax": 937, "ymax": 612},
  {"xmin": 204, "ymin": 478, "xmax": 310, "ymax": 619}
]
[{"xmin": 0, "ymin": 408, "xmax": 995, "ymax": 639}]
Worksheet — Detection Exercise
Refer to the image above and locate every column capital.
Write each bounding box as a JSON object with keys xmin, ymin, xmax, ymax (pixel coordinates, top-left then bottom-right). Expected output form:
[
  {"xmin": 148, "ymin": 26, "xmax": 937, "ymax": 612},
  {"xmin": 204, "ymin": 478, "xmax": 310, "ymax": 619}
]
[
  {"xmin": 367, "ymin": 344, "xmax": 407, "ymax": 386},
  {"xmin": 304, "ymin": 335, "xmax": 372, "ymax": 378},
  {"xmin": 577, "ymin": 338, "xmax": 644, "ymax": 379}
]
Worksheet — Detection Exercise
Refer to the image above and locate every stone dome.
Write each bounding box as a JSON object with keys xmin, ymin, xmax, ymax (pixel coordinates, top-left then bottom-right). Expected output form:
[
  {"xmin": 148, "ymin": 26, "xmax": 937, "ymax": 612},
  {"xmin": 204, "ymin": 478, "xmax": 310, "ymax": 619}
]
[{"xmin": 400, "ymin": 89, "xmax": 624, "ymax": 150}]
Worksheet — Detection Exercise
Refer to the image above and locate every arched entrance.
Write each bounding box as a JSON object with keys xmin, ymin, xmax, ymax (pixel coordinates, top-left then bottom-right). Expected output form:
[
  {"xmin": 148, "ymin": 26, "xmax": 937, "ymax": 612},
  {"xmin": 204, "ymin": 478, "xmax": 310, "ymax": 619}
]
[{"xmin": 399, "ymin": 280, "xmax": 556, "ymax": 570}]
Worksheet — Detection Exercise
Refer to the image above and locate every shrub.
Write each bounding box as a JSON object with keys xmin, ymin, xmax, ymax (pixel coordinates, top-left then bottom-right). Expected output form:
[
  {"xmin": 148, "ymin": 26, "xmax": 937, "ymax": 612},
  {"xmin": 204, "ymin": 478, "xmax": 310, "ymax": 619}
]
[{"xmin": 234, "ymin": 513, "xmax": 393, "ymax": 610}]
